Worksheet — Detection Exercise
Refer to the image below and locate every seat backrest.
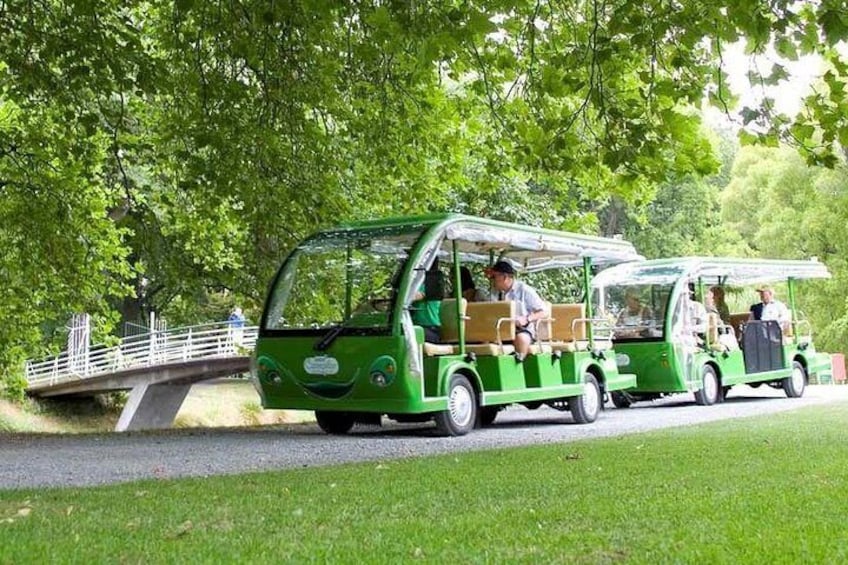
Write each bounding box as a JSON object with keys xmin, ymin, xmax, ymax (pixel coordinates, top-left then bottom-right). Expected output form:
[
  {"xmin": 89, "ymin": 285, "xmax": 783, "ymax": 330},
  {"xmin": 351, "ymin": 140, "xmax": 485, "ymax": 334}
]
[
  {"xmin": 729, "ymin": 312, "xmax": 748, "ymax": 338},
  {"xmin": 465, "ymin": 301, "xmax": 516, "ymax": 343},
  {"xmin": 538, "ymin": 303, "xmax": 586, "ymax": 342},
  {"xmin": 535, "ymin": 301, "xmax": 552, "ymax": 340},
  {"xmin": 439, "ymin": 298, "xmax": 468, "ymax": 343}
]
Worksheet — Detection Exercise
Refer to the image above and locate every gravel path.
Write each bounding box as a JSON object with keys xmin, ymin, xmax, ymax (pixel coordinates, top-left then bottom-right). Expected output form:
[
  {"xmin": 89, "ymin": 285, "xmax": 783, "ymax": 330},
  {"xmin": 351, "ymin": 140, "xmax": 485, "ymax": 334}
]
[{"xmin": 2, "ymin": 385, "xmax": 847, "ymax": 490}]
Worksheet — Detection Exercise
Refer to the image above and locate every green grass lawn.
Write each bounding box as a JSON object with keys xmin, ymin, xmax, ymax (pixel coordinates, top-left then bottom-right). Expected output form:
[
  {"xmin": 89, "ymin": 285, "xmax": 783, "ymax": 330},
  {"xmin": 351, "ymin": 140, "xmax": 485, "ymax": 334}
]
[{"xmin": 2, "ymin": 405, "xmax": 848, "ymax": 563}]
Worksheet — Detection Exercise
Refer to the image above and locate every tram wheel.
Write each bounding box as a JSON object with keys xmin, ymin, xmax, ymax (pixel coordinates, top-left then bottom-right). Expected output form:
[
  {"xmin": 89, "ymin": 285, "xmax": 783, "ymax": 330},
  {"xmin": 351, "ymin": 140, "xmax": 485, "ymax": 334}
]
[
  {"xmin": 434, "ymin": 374, "xmax": 477, "ymax": 436},
  {"xmin": 315, "ymin": 411, "xmax": 355, "ymax": 435},
  {"xmin": 783, "ymin": 361, "xmax": 807, "ymax": 398},
  {"xmin": 694, "ymin": 365, "xmax": 719, "ymax": 406},
  {"xmin": 569, "ymin": 373, "xmax": 601, "ymax": 424}
]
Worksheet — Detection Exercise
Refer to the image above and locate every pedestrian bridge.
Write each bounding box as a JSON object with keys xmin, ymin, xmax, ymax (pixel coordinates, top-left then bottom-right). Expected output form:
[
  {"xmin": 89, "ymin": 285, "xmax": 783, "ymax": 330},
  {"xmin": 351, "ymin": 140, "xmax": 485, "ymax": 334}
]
[{"xmin": 25, "ymin": 322, "xmax": 258, "ymax": 432}]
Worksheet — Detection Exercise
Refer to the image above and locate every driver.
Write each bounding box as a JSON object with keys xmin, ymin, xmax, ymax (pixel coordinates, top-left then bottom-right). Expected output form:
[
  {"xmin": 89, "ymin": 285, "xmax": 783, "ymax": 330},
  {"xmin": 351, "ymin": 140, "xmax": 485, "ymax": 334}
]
[{"xmin": 617, "ymin": 289, "xmax": 653, "ymax": 337}]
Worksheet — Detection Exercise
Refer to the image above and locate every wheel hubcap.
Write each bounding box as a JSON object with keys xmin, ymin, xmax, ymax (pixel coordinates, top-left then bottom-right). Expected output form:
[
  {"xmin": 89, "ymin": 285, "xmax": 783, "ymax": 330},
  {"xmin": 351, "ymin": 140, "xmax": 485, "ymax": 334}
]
[
  {"xmin": 704, "ymin": 371, "xmax": 717, "ymax": 401},
  {"xmin": 792, "ymin": 366, "xmax": 805, "ymax": 392},
  {"xmin": 583, "ymin": 380, "xmax": 600, "ymax": 417},
  {"xmin": 449, "ymin": 385, "xmax": 473, "ymax": 428}
]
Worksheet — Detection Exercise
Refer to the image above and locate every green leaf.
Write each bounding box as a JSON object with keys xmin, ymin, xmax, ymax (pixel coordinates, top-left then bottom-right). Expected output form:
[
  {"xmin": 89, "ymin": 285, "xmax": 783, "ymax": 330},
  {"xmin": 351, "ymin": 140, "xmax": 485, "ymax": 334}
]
[
  {"xmin": 798, "ymin": 22, "xmax": 822, "ymax": 54},
  {"xmin": 466, "ymin": 10, "xmax": 495, "ymax": 35},
  {"xmin": 740, "ymin": 106, "xmax": 760, "ymax": 125},
  {"xmin": 820, "ymin": 7, "xmax": 848, "ymax": 46},
  {"xmin": 738, "ymin": 130, "xmax": 758, "ymax": 146},
  {"xmin": 790, "ymin": 123, "xmax": 816, "ymax": 142},
  {"xmin": 838, "ymin": 127, "xmax": 848, "ymax": 149},
  {"xmin": 775, "ymin": 36, "xmax": 799, "ymax": 61},
  {"xmin": 764, "ymin": 64, "xmax": 790, "ymax": 86}
]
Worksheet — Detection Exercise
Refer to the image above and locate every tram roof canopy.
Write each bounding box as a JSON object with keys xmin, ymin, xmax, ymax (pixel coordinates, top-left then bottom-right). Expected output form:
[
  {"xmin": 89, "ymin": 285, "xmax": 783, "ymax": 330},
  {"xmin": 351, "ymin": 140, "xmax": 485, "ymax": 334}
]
[
  {"xmin": 592, "ymin": 256, "xmax": 831, "ymax": 287},
  {"xmin": 318, "ymin": 214, "xmax": 644, "ymax": 270}
]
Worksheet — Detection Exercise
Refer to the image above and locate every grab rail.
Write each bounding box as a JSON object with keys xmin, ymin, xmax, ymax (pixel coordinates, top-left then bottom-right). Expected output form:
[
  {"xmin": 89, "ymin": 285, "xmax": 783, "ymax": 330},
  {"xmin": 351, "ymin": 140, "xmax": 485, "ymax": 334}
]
[{"xmin": 25, "ymin": 322, "xmax": 257, "ymax": 388}]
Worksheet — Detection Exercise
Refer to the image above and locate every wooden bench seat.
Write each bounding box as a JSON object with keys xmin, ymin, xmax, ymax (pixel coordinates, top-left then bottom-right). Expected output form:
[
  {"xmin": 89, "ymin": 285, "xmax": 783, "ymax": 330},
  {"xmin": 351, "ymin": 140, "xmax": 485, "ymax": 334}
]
[
  {"xmin": 423, "ymin": 298, "xmax": 466, "ymax": 356},
  {"xmin": 536, "ymin": 302, "xmax": 614, "ymax": 352},
  {"xmin": 538, "ymin": 303, "xmax": 586, "ymax": 352},
  {"xmin": 464, "ymin": 301, "xmax": 516, "ymax": 356},
  {"xmin": 423, "ymin": 299, "xmax": 518, "ymax": 357}
]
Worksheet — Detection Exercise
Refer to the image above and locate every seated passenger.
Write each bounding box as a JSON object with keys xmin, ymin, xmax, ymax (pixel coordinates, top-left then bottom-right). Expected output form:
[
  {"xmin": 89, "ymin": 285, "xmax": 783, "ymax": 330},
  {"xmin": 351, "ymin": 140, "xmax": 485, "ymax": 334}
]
[
  {"xmin": 411, "ymin": 261, "xmax": 443, "ymax": 342},
  {"xmin": 460, "ymin": 266, "xmax": 491, "ymax": 302},
  {"xmin": 616, "ymin": 289, "xmax": 653, "ymax": 337},
  {"xmin": 705, "ymin": 287, "xmax": 733, "ymax": 340},
  {"xmin": 749, "ymin": 285, "xmax": 791, "ymax": 333},
  {"xmin": 688, "ymin": 288, "xmax": 708, "ymax": 338},
  {"xmin": 710, "ymin": 285, "xmax": 731, "ymax": 324},
  {"xmin": 487, "ymin": 260, "xmax": 546, "ymax": 362}
]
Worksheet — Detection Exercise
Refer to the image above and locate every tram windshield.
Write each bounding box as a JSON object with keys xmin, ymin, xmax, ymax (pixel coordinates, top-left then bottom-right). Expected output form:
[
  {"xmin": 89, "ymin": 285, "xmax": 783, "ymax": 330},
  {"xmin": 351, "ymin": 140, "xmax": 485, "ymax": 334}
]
[
  {"xmin": 593, "ymin": 264, "xmax": 684, "ymax": 340},
  {"xmin": 263, "ymin": 224, "xmax": 427, "ymax": 330}
]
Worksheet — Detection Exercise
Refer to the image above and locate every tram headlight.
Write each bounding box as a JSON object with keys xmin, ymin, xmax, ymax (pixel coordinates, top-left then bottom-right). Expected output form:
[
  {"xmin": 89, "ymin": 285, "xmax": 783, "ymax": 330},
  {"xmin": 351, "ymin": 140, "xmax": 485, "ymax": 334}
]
[
  {"xmin": 369, "ymin": 355, "xmax": 397, "ymax": 387},
  {"xmin": 256, "ymin": 355, "xmax": 284, "ymax": 385}
]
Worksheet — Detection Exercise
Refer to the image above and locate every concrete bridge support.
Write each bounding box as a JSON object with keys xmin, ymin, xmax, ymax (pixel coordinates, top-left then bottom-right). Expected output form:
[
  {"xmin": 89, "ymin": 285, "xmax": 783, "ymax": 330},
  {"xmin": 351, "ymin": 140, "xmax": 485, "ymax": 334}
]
[{"xmin": 116, "ymin": 383, "xmax": 193, "ymax": 432}]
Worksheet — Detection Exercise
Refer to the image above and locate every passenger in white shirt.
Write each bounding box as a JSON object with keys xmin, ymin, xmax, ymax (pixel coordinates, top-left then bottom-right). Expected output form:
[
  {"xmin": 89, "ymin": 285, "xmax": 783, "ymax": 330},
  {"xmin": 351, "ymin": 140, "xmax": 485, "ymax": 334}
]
[
  {"xmin": 487, "ymin": 260, "xmax": 546, "ymax": 362},
  {"xmin": 749, "ymin": 285, "xmax": 791, "ymax": 333}
]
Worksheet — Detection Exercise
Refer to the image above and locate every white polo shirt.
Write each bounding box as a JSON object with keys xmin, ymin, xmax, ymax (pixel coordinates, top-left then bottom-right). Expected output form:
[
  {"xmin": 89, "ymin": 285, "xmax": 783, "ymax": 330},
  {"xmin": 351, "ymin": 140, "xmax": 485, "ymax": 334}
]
[
  {"xmin": 502, "ymin": 280, "xmax": 546, "ymax": 336},
  {"xmin": 761, "ymin": 299, "xmax": 791, "ymax": 326}
]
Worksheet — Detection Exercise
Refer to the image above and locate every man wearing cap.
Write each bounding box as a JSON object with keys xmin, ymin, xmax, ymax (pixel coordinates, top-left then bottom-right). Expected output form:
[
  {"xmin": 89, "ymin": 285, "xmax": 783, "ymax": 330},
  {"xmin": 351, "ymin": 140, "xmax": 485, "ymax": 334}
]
[
  {"xmin": 749, "ymin": 285, "xmax": 791, "ymax": 332},
  {"xmin": 488, "ymin": 260, "xmax": 547, "ymax": 361}
]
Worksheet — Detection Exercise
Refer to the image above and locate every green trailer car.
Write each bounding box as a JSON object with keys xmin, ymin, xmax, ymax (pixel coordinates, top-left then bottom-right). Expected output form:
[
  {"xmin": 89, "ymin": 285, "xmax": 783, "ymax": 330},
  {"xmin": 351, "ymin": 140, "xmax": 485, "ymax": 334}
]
[
  {"xmin": 591, "ymin": 257, "xmax": 832, "ymax": 407},
  {"xmin": 252, "ymin": 214, "xmax": 643, "ymax": 435}
]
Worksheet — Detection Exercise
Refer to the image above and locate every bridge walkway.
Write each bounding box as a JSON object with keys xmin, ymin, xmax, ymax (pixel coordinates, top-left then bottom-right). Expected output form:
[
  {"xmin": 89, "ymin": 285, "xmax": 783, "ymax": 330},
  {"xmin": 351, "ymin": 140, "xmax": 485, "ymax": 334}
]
[{"xmin": 25, "ymin": 322, "xmax": 258, "ymax": 431}]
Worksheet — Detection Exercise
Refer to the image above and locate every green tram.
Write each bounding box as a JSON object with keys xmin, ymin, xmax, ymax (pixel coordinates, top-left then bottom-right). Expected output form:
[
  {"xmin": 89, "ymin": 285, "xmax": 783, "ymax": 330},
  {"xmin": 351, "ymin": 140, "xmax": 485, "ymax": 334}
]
[
  {"xmin": 591, "ymin": 257, "xmax": 832, "ymax": 407},
  {"xmin": 253, "ymin": 214, "xmax": 643, "ymax": 435}
]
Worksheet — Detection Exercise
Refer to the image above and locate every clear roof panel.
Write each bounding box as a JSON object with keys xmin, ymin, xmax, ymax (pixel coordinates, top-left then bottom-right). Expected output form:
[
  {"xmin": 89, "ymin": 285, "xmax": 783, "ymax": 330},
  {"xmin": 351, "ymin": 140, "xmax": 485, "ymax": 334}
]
[
  {"xmin": 305, "ymin": 215, "xmax": 644, "ymax": 271},
  {"xmin": 593, "ymin": 257, "xmax": 831, "ymax": 287},
  {"xmin": 443, "ymin": 221, "xmax": 642, "ymax": 270}
]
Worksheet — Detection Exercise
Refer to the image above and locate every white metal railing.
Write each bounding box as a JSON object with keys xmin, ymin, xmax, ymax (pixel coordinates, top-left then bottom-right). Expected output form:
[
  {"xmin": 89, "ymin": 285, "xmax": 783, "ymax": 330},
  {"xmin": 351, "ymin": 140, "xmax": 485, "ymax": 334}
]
[{"xmin": 25, "ymin": 322, "xmax": 258, "ymax": 388}]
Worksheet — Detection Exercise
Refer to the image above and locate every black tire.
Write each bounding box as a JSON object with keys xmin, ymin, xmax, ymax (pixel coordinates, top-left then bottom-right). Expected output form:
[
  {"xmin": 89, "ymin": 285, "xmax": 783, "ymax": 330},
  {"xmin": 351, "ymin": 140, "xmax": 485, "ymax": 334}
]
[
  {"xmin": 315, "ymin": 411, "xmax": 355, "ymax": 435},
  {"xmin": 694, "ymin": 365, "xmax": 719, "ymax": 406},
  {"xmin": 478, "ymin": 406, "xmax": 500, "ymax": 427},
  {"xmin": 434, "ymin": 374, "xmax": 477, "ymax": 436},
  {"xmin": 569, "ymin": 373, "xmax": 601, "ymax": 424},
  {"xmin": 783, "ymin": 361, "xmax": 807, "ymax": 398},
  {"xmin": 610, "ymin": 391, "xmax": 633, "ymax": 409}
]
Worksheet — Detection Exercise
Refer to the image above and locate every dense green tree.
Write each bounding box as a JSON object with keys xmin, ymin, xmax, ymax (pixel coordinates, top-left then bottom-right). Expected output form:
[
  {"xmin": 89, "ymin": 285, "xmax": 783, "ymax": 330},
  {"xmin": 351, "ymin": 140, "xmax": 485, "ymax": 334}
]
[
  {"xmin": 720, "ymin": 145, "xmax": 848, "ymax": 353},
  {"xmin": 599, "ymin": 125, "xmax": 746, "ymax": 258}
]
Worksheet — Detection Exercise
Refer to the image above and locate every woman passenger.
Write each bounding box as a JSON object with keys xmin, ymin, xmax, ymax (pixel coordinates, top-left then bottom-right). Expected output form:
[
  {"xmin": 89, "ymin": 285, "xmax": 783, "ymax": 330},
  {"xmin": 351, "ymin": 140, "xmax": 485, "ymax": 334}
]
[
  {"xmin": 460, "ymin": 266, "xmax": 490, "ymax": 302},
  {"xmin": 710, "ymin": 286, "xmax": 731, "ymax": 324}
]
